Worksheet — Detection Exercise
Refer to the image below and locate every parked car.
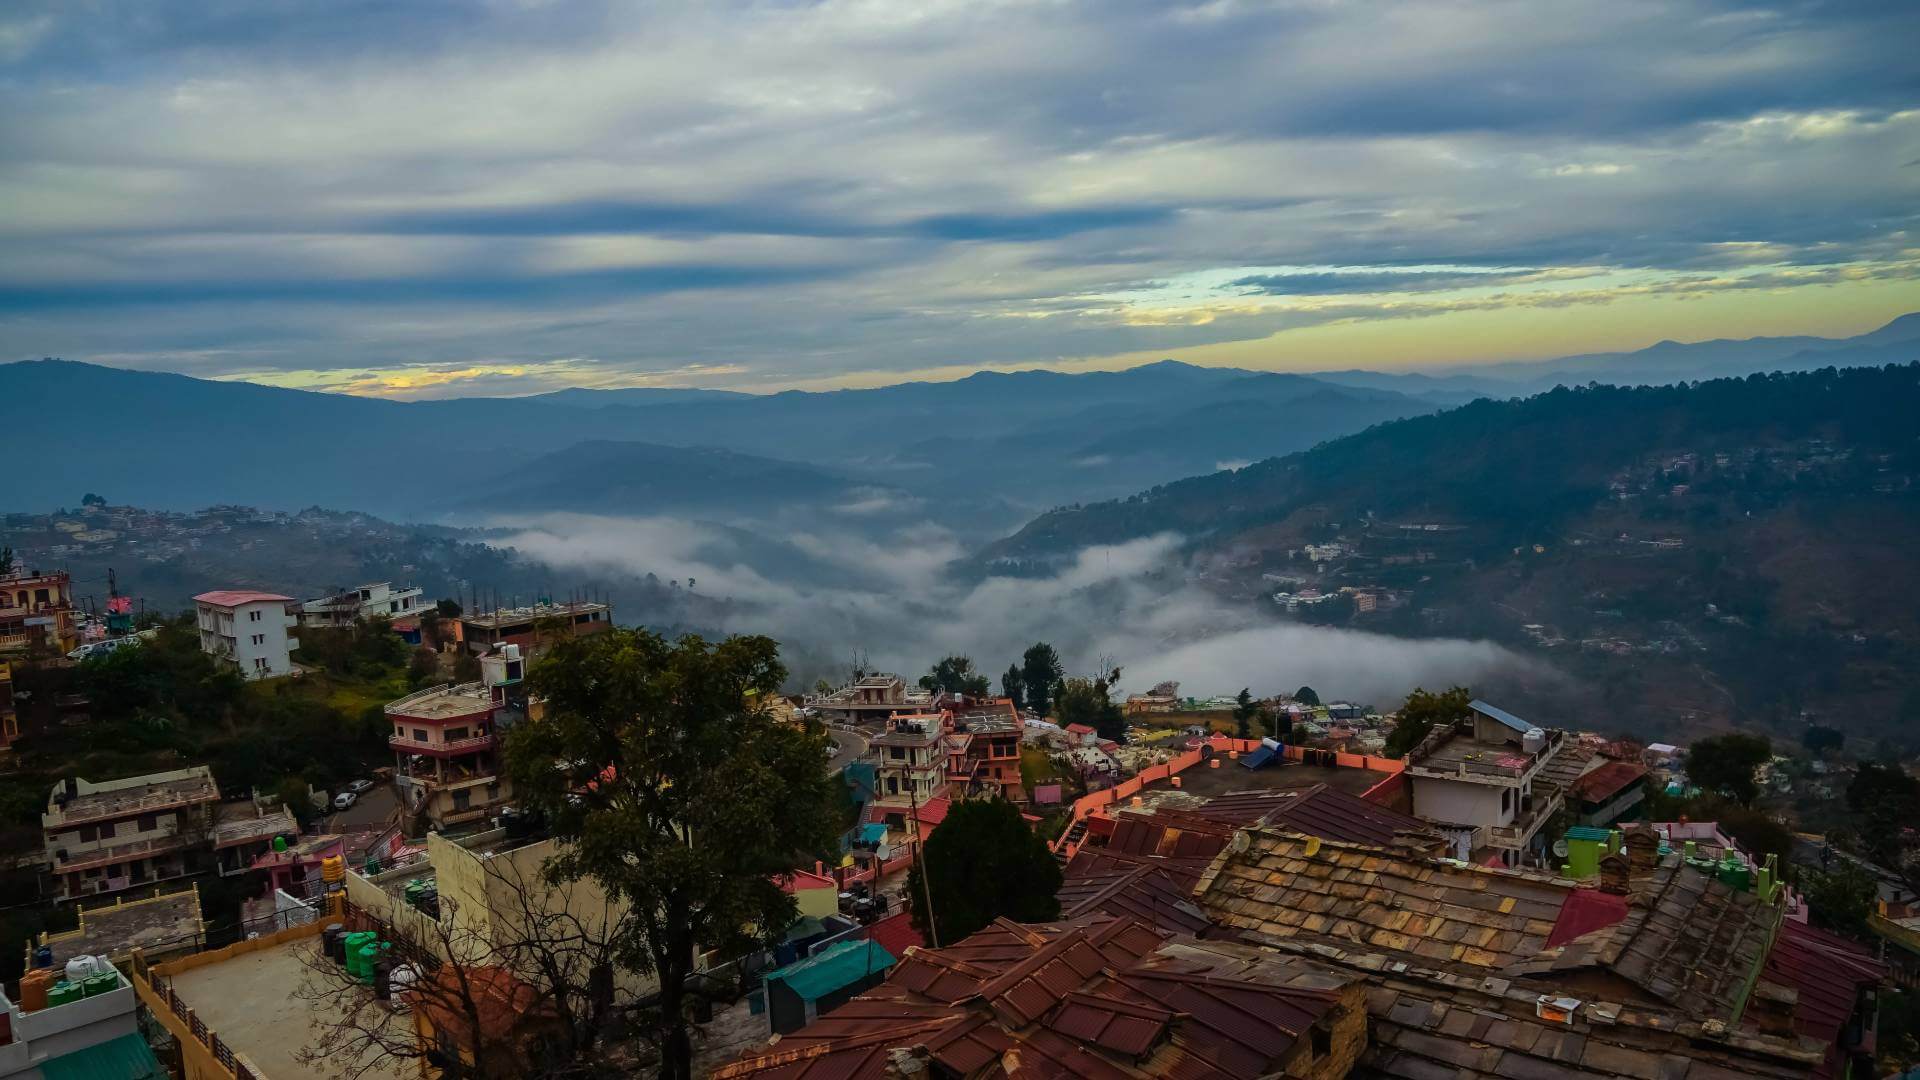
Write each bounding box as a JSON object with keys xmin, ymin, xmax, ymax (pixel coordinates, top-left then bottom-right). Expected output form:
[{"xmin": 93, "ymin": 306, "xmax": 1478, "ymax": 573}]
[
  {"xmin": 66, "ymin": 637, "xmax": 140, "ymax": 662},
  {"xmin": 347, "ymin": 779, "xmax": 374, "ymax": 794},
  {"xmin": 333, "ymin": 791, "xmax": 358, "ymax": 811}
]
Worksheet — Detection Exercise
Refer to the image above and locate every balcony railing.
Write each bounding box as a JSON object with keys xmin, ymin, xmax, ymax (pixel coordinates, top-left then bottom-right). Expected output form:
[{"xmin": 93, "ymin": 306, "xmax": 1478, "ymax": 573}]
[
  {"xmin": 390, "ymin": 732, "xmax": 497, "ymax": 755},
  {"xmin": 53, "ymin": 832, "xmax": 198, "ymax": 874},
  {"xmin": 48, "ymin": 785, "xmax": 217, "ymax": 828},
  {"xmin": 1486, "ymin": 790, "xmax": 1566, "ymax": 849}
]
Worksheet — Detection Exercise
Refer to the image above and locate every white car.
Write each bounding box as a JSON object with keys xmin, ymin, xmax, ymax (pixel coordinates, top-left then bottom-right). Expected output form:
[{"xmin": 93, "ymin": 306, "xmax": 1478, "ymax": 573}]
[
  {"xmin": 333, "ymin": 791, "xmax": 358, "ymax": 811},
  {"xmin": 67, "ymin": 637, "xmax": 139, "ymax": 662},
  {"xmin": 347, "ymin": 779, "xmax": 374, "ymax": 794}
]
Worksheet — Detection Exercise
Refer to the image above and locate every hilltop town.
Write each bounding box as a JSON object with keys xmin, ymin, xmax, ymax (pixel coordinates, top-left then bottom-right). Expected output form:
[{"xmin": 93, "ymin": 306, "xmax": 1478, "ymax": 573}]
[{"xmin": 2, "ymin": 553, "xmax": 1917, "ymax": 1078}]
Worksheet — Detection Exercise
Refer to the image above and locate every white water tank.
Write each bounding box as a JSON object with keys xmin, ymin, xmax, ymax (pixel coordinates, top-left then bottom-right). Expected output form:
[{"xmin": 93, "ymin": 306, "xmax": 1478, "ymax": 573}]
[
  {"xmin": 1522, "ymin": 728, "xmax": 1548, "ymax": 755},
  {"xmin": 64, "ymin": 955, "xmax": 100, "ymax": 982},
  {"xmin": 388, "ymin": 964, "xmax": 419, "ymax": 1012},
  {"xmin": 502, "ymin": 644, "xmax": 521, "ymax": 661}
]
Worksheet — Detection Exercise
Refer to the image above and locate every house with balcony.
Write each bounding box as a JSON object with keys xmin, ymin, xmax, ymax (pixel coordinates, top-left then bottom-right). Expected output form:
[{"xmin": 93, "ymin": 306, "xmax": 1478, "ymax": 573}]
[
  {"xmin": 191, "ymin": 589, "xmax": 298, "ymax": 680},
  {"xmin": 803, "ymin": 674, "xmax": 931, "ymax": 723},
  {"xmin": 865, "ymin": 715, "xmax": 947, "ymax": 829},
  {"xmin": 43, "ymin": 768, "xmax": 221, "ymax": 903},
  {"xmin": 388, "ymin": 682, "xmax": 513, "ymax": 831},
  {"xmin": 298, "ymin": 580, "xmax": 427, "ymax": 628},
  {"xmin": 1400, "ymin": 699, "xmax": 1568, "ymax": 867},
  {"xmin": 0, "ymin": 567, "xmax": 78, "ymax": 657},
  {"xmin": 942, "ymin": 699, "xmax": 1026, "ymax": 804}
]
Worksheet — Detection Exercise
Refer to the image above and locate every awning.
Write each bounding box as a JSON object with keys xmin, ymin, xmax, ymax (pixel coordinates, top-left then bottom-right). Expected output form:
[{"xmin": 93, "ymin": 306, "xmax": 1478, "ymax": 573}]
[{"xmin": 39, "ymin": 1032, "xmax": 166, "ymax": 1080}]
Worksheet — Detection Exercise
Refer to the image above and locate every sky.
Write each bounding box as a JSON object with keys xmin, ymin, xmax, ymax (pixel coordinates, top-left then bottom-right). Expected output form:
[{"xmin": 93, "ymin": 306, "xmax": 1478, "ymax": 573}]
[{"xmin": 2, "ymin": 0, "xmax": 1917, "ymax": 398}]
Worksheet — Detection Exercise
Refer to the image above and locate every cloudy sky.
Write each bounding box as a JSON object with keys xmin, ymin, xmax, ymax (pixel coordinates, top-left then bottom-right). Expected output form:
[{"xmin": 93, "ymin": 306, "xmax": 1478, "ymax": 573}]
[{"xmin": 2, "ymin": 0, "xmax": 1916, "ymax": 397}]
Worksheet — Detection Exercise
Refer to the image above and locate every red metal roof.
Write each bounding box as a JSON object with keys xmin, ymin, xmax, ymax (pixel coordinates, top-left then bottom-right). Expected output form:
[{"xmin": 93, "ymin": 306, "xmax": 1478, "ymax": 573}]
[
  {"xmin": 1571, "ymin": 760, "xmax": 1649, "ymax": 803},
  {"xmin": 1760, "ymin": 918, "xmax": 1886, "ymax": 1079},
  {"xmin": 1543, "ymin": 886, "xmax": 1630, "ymax": 947},
  {"xmin": 856, "ymin": 912, "xmax": 925, "ymax": 956},
  {"xmin": 1065, "ymin": 723, "xmax": 1096, "ymax": 735},
  {"xmin": 778, "ymin": 868, "xmax": 837, "ymax": 894},
  {"xmin": 192, "ymin": 589, "xmax": 293, "ymax": 607}
]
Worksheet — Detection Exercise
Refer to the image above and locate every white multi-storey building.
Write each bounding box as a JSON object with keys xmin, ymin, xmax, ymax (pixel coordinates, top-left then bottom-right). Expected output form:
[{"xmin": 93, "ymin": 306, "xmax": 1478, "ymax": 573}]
[
  {"xmin": 298, "ymin": 581, "xmax": 426, "ymax": 628},
  {"xmin": 192, "ymin": 590, "xmax": 298, "ymax": 680}
]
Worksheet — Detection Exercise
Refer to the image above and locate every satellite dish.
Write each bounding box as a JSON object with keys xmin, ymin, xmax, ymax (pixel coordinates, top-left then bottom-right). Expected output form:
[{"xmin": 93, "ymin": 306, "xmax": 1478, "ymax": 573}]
[
  {"xmin": 1230, "ymin": 831, "xmax": 1251, "ymax": 854},
  {"xmin": 1552, "ymin": 839, "xmax": 1570, "ymax": 858}
]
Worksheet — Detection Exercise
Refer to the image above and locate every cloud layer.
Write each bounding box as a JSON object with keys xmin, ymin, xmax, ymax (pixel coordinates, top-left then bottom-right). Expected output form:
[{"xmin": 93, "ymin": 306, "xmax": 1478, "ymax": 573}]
[
  {"xmin": 490, "ymin": 514, "xmax": 1531, "ymax": 703},
  {"xmin": 1, "ymin": 1, "xmax": 1916, "ymax": 393}
]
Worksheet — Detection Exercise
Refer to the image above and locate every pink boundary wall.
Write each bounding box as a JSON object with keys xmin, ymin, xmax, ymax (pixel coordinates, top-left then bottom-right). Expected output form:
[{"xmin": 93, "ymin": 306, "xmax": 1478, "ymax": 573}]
[{"xmin": 1049, "ymin": 736, "xmax": 1407, "ymax": 860}]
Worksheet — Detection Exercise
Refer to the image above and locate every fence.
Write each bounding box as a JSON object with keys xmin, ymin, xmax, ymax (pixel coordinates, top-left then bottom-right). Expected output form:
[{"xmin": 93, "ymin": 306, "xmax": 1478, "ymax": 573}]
[{"xmin": 130, "ymin": 899, "xmax": 342, "ymax": 1080}]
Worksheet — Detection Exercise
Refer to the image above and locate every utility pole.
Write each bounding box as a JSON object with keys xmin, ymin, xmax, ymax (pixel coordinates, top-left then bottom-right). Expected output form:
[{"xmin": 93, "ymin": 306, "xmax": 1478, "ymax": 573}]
[{"xmin": 909, "ymin": 747, "xmax": 940, "ymax": 948}]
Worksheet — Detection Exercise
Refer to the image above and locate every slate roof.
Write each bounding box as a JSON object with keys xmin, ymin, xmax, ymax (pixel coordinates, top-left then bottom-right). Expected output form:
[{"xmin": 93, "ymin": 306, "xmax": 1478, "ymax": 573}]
[{"xmin": 717, "ymin": 915, "xmax": 1358, "ymax": 1080}]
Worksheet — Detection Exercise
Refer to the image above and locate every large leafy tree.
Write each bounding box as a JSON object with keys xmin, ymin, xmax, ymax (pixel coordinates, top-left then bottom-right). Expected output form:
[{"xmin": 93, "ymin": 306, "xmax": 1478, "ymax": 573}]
[
  {"xmin": 1293, "ymin": 685, "xmax": 1320, "ymax": 706},
  {"xmin": 1685, "ymin": 732, "xmax": 1772, "ymax": 806},
  {"xmin": 1232, "ymin": 688, "xmax": 1259, "ymax": 740},
  {"xmin": 1020, "ymin": 642, "xmax": 1065, "ymax": 717},
  {"xmin": 1384, "ymin": 686, "xmax": 1473, "ymax": 758},
  {"xmin": 505, "ymin": 629, "xmax": 841, "ymax": 1080},
  {"xmin": 1055, "ymin": 672, "xmax": 1126, "ymax": 743},
  {"xmin": 919, "ymin": 655, "xmax": 991, "ymax": 696},
  {"xmin": 1001, "ymin": 664, "xmax": 1025, "ymax": 711},
  {"xmin": 908, "ymin": 798, "xmax": 1061, "ymax": 946}
]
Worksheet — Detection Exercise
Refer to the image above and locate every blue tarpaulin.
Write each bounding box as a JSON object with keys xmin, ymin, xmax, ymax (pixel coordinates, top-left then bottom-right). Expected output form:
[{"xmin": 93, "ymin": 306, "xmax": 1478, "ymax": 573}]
[{"xmin": 1241, "ymin": 745, "xmax": 1277, "ymax": 769}]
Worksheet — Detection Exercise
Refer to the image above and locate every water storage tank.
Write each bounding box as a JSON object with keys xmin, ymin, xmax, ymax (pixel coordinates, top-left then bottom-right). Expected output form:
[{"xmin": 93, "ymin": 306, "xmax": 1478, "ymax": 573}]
[
  {"xmin": 64, "ymin": 955, "xmax": 100, "ymax": 983},
  {"xmin": 388, "ymin": 964, "xmax": 419, "ymax": 1012},
  {"xmin": 82, "ymin": 972, "xmax": 117, "ymax": 997},
  {"xmin": 19, "ymin": 970, "xmax": 53, "ymax": 1011},
  {"xmin": 32, "ymin": 946, "xmax": 54, "ymax": 970},
  {"xmin": 1522, "ymin": 728, "xmax": 1548, "ymax": 755}
]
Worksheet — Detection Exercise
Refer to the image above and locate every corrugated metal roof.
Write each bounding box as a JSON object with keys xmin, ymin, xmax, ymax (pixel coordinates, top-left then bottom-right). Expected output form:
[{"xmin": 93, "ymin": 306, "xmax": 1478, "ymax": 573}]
[
  {"xmin": 1468, "ymin": 699, "xmax": 1533, "ymax": 733},
  {"xmin": 1571, "ymin": 760, "xmax": 1649, "ymax": 803},
  {"xmin": 767, "ymin": 939, "xmax": 896, "ymax": 1002},
  {"xmin": 1761, "ymin": 918, "xmax": 1886, "ymax": 1079}
]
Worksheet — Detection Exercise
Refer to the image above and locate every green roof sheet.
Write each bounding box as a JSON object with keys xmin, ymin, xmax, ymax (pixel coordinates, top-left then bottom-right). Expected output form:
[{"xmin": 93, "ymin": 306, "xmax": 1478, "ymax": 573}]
[
  {"xmin": 767, "ymin": 939, "xmax": 894, "ymax": 1001},
  {"xmin": 1566, "ymin": 826, "xmax": 1614, "ymax": 842},
  {"xmin": 40, "ymin": 1032, "xmax": 166, "ymax": 1080}
]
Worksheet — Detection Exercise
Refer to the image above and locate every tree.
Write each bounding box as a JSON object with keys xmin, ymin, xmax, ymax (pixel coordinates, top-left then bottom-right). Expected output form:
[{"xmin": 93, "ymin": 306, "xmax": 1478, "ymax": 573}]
[
  {"xmin": 1020, "ymin": 643, "xmax": 1064, "ymax": 718},
  {"xmin": 1232, "ymin": 688, "xmax": 1259, "ymax": 740},
  {"xmin": 1800, "ymin": 724, "xmax": 1844, "ymax": 756},
  {"xmin": 1293, "ymin": 685, "xmax": 1320, "ymax": 706},
  {"xmin": 1795, "ymin": 860, "xmax": 1877, "ymax": 940},
  {"xmin": 1384, "ymin": 686, "xmax": 1472, "ymax": 758},
  {"xmin": 0, "ymin": 546, "xmax": 11, "ymax": 575},
  {"xmin": 1001, "ymin": 665, "xmax": 1025, "ymax": 711},
  {"xmin": 1848, "ymin": 763, "xmax": 1920, "ymax": 864},
  {"xmin": 81, "ymin": 493, "xmax": 106, "ymax": 507},
  {"xmin": 919, "ymin": 655, "xmax": 990, "ymax": 697},
  {"xmin": 907, "ymin": 798, "xmax": 1061, "ymax": 946},
  {"xmin": 436, "ymin": 598, "xmax": 463, "ymax": 619},
  {"xmin": 1055, "ymin": 671, "xmax": 1126, "ymax": 743},
  {"xmin": 505, "ymin": 629, "xmax": 841, "ymax": 1080},
  {"xmin": 1685, "ymin": 733, "xmax": 1772, "ymax": 805}
]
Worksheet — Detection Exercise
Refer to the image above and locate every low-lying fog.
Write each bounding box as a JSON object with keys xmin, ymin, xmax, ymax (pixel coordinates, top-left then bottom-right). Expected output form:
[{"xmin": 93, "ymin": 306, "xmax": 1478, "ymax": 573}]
[{"xmin": 487, "ymin": 514, "xmax": 1535, "ymax": 705}]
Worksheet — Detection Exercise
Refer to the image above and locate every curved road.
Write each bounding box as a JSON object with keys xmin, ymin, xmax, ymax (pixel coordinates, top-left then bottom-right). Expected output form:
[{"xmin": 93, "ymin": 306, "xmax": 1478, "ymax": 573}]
[{"xmin": 826, "ymin": 727, "xmax": 868, "ymax": 774}]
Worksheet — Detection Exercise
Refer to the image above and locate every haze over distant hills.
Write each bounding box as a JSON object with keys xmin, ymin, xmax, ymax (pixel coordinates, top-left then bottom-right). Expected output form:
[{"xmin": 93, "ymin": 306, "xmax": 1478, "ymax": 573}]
[{"xmin": 3, "ymin": 312, "xmax": 1913, "ymax": 540}]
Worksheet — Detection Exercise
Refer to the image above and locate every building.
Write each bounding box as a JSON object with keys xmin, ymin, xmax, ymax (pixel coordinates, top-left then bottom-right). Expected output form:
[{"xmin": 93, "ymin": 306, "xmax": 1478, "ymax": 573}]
[
  {"xmin": 298, "ymin": 581, "xmax": 427, "ymax": 628},
  {"xmin": 865, "ymin": 714, "xmax": 946, "ymax": 810},
  {"xmin": 191, "ymin": 590, "xmax": 298, "ymax": 680},
  {"xmin": 0, "ymin": 567, "xmax": 79, "ymax": 657},
  {"xmin": 0, "ymin": 956, "xmax": 163, "ymax": 1079},
  {"xmin": 456, "ymin": 599, "xmax": 611, "ymax": 655},
  {"xmin": 1400, "ymin": 698, "xmax": 1569, "ymax": 866},
  {"xmin": 1123, "ymin": 680, "xmax": 1181, "ymax": 715},
  {"xmin": 803, "ymin": 674, "xmax": 931, "ymax": 723},
  {"xmin": 760, "ymin": 938, "xmax": 896, "ymax": 1035},
  {"xmin": 720, "ymin": 915, "xmax": 1370, "ymax": 1079},
  {"xmin": 31, "ymin": 888, "xmax": 206, "ymax": 971},
  {"xmin": 780, "ymin": 866, "xmax": 840, "ymax": 921},
  {"xmin": 941, "ymin": 698, "xmax": 1025, "ymax": 803},
  {"xmin": 43, "ymin": 767, "xmax": 221, "ymax": 903},
  {"xmin": 387, "ymin": 681, "xmax": 513, "ymax": 831}
]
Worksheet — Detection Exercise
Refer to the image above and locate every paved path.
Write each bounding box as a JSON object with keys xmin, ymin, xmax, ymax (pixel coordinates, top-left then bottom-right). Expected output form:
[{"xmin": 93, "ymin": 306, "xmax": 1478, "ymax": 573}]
[
  {"xmin": 826, "ymin": 726, "xmax": 867, "ymax": 774},
  {"xmin": 325, "ymin": 783, "xmax": 399, "ymax": 832}
]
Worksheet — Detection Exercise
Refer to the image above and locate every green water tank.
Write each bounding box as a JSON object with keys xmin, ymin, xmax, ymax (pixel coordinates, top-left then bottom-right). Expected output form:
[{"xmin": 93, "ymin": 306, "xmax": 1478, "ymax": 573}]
[
  {"xmin": 344, "ymin": 932, "xmax": 376, "ymax": 979},
  {"xmin": 46, "ymin": 980, "xmax": 83, "ymax": 1007},
  {"xmin": 355, "ymin": 943, "xmax": 380, "ymax": 985},
  {"xmin": 82, "ymin": 972, "xmax": 117, "ymax": 997},
  {"xmin": 272, "ymin": 835, "xmax": 289, "ymax": 853}
]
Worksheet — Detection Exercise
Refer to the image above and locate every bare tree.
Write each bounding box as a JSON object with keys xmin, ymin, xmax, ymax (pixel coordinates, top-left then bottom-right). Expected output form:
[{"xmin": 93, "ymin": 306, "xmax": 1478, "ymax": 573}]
[{"xmin": 294, "ymin": 850, "xmax": 639, "ymax": 1080}]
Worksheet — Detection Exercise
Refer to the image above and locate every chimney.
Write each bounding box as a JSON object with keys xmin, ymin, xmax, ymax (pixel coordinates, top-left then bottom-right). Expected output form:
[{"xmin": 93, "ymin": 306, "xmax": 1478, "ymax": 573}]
[
  {"xmin": 1598, "ymin": 852, "xmax": 1631, "ymax": 895},
  {"xmin": 1622, "ymin": 823, "xmax": 1660, "ymax": 873}
]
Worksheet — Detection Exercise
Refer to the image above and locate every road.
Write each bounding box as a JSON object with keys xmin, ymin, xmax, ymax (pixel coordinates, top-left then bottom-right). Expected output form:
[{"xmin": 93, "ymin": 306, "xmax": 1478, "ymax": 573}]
[
  {"xmin": 324, "ymin": 782, "xmax": 400, "ymax": 832},
  {"xmin": 826, "ymin": 727, "xmax": 868, "ymax": 774}
]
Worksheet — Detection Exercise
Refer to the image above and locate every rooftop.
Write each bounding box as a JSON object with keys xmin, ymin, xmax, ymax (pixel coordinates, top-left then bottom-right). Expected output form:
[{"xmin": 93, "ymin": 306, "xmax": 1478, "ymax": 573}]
[
  {"xmin": 45, "ymin": 767, "xmax": 220, "ymax": 826},
  {"xmin": 36, "ymin": 888, "xmax": 204, "ymax": 967},
  {"xmin": 1134, "ymin": 756, "xmax": 1390, "ymax": 801},
  {"xmin": 212, "ymin": 803, "xmax": 299, "ymax": 848},
  {"xmin": 163, "ymin": 937, "xmax": 412, "ymax": 1080},
  {"xmin": 459, "ymin": 601, "xmax": 608, "ymax": 630},
  {"xmin": 384, "ymin": 681, "xmax": 494, "ymax": 719},
  {"xmin": 191, "ymin": 590, "xmax": 294, "ymax": 608}
]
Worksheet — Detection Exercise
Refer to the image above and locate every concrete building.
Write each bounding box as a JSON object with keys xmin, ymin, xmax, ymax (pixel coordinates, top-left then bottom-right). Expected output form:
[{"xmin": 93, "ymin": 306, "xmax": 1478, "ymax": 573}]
[
  {"xmin": 0, "ymin": 567, "xmax": 79, "ymax": 657},
  {"xmin": 803, "ymin": 674, "xmax": 931, "ymax": 723},
  {"xmin": 191, "ymin": 590, "xmax": 298, "ymax": 680},
  {"xmin": 942, "ymin": 699, "xmax": 1025, "ymax": 804},
  {"xmin": 0, "ymin": 957, "xmax": 162, "ymax": 1079},
  {"xmin": 1400, "ymin": 699, "xmax": 1569, "ymax": 867},
  {"xmin": 865, "ymin": 714, "xmax": 946, "ymax": 809},
  {"xmin": 457, "ymin": 599, "xmax": 611, "ymax": 656},
  {"xmin": 298, "ymin": 581, "xmax": 427, "ymax": 628},
  {"xmin": 43, "ymin": 767, "xmax": 221, "ymax": 903},
  {"xmin": 387, "ymin": 682, "xmax": 513, "ymax": 831}
]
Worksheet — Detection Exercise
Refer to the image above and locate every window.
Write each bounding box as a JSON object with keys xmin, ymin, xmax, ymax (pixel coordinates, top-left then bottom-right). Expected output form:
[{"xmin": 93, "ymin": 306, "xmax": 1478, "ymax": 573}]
[
  {"xmin": 1311, "ymin": 1025, "xmax": 1332, "ymax": 1059},
  {"xmin": 446, "ymin": 727, "xmax": 468, "ymax": 742},
  {"xmin": 451, "ymin": 789, "xmax": 471, "ymax": 811},
  {"xmin": 249, "ymin": 609, "xmax": 262, "ymax": 622},
  {"xmin": 415, "ymin": 729, "xmax": 429, "ymax": 742},
  {"xmin": 253, "ymin": 657, "xmax": 268, "ymax": 671},
  {"xmin": 99, "ymin": 822, "xmax": 115, "ymax": 840},
  {"xmin": 137, "ymin": 813, "xmax": 157, "ymax": 832},
  {"xmin": 389, "ymin": 601, "xmax": 399, "ymax": 613},
  {"xmin": 396, "ymin": 726, "xmax": 405, "ymax": 739},
  {"xmin": 1501, "ymin": 789, "xmax": 1512, "ymax": 813},
  {"xmin": 251, "ymin": 634, "xmax": 265, "ymax": 646},
  {"xmin": 79, "ymin": 825, "xmax": 97, "ymax": 843},
  {"xmin": 486, "ymin": 782, "xmax": 500, "ymax": 801}
]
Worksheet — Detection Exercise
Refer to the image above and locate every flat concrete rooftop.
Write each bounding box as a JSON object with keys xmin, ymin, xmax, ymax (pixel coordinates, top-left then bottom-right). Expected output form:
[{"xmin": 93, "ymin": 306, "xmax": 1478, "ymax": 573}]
[{"xmin": 167, "ymin": 937, "xmax": 412, "ymax": 1080}]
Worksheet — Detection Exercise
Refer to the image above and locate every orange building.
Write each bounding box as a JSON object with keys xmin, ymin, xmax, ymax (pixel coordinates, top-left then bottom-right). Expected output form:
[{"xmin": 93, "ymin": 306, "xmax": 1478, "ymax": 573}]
[
  {"xmin": 942, "ymin": 697, "xmax": 1026, "ymax": 804},
  {"xmin": 0, "ymin": 567, "xmax": 79, "ymax": 657}
]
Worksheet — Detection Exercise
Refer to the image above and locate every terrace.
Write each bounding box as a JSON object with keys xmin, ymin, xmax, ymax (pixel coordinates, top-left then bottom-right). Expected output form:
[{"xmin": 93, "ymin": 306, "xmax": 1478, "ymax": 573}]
[
  {"xmin": 1404, "ymin": 726, "xmax": 1566, "ymax": 789},
  {"xmin": 46, "ymin": 769, "xmax": 220, "ymax": 828},
  {"xmin": 384, "ymin": 682, "xmax": 494, "ymax": 721}
]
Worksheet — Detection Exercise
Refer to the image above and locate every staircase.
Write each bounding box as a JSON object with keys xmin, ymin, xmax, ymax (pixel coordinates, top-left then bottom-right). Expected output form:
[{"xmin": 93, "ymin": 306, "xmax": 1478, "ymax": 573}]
[{"xmin": 1055, "ymin": 817, "xmax": 1091, "ymax": 864}]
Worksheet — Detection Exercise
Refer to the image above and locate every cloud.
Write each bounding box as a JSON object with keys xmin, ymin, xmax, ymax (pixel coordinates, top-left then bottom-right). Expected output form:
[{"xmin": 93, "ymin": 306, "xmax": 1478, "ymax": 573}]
[
  {"xmin": 481, "ymin": 512, "xmax": 1534, "ymax": 701},
  {"xmin": 0, "ymin": 1, "xmax": 1915, "ymax": 387}
]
